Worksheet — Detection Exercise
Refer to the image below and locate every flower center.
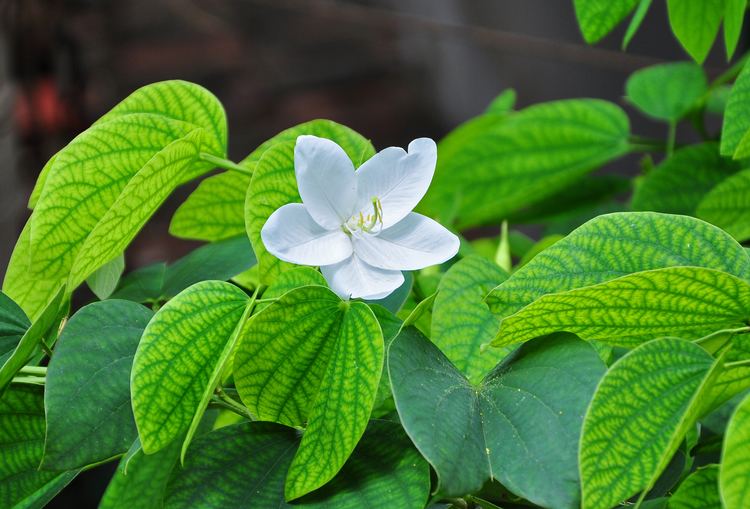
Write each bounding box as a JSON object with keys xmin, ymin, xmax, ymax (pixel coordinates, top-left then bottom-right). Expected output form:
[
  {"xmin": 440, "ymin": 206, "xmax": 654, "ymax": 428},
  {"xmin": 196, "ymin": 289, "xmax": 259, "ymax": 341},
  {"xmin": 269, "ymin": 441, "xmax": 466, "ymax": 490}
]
[{"xmin": 343, "ymin": 197, "xmax": 383, "ymax": 236}]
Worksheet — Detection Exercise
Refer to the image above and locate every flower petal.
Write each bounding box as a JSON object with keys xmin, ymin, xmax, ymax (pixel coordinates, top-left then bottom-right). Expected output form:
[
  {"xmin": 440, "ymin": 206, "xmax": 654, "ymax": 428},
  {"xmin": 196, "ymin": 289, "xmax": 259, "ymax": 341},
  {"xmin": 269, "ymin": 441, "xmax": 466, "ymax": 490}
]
[
  {"xmin": 353, "ymin": 212, "xmax": 459, "ymax": 270},
  {"xmin": 321, "ymin": 255, "xmax": 404, "ymax": 300},
  {"xmin": 261, "ymin": 203, "xmax": 352, "ymax": 265},
  {"xmin": 354, "ymin": 138, "xmax": 437, "ymax": 228},
  {"xmin": 295, "ymin": 135, "xmax": 357, "ymax": 230}
]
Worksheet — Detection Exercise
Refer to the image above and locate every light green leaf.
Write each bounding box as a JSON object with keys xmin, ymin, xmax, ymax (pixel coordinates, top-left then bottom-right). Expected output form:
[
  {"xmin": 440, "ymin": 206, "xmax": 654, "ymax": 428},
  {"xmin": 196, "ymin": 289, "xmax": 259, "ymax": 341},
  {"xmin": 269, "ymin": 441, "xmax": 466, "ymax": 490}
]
[
  {"xmin": 573, "ymin": 0, "xmax": 639, "ymax": 43},
  {"xmin": 0, "ymin": 385, "xmax": 78, "ymax": 509},
  {"xmin": 0, "ymin": 292, "xmax": 30, "ymax": 366},
  {"xmin": 131, "ymin": 281, "xmax": 248, "ymax": 454},
  {"xmin": 667, "ymin": 0, "xmax": 724, "ymax": 63},
  {"xmin": 255, "ymin": 266, "xmax": 326, "ymax": 313},
  {"xmin": 625, "ymin": 62, "xmax": 707, "ymax": 121},
  {"xmin": 487, "ymin": 212, "xmax": 750, "ymax": 319},
  {"xmin": 389, "ymin": 328, "xmax": 605, "ymax": 506},
  {"xmin": 697, "ymin": 168, "xmax": 750, "ymax": 242},
  {"xmin": 0, "ymin": 286, "xmax": 64, "ymax": 392},
  {"xmin": 705, "ymin": 334, "xmax": 750, "ymax": 409},
  {"xmin": 580, "ymin": 337, "xmax": 718, "ymax": 509},
  {"xmin": 722, "ymin": 60, "xmax": 750, "ymax": 157},
  {"xmin": 432, "ymin": 255, "xmax": 509, "ymax": 383},
  {"xmin": 233, "ymin": 286, "xmax": 383, "ymax": 500},
  {"xmin": 43, "ymin": 300, "xmax": 152, "ymax": 470},
  {"xmin": 631, "ymin": 143, "xmax": 739, "ymax": 215},
  {"xmin": 669, "ymin": 465, "xmax": 721, "ymax": 509},
  {"xmin": 622, "ymin": 0, "xmax": 653, "ymax": 49},
  {"xmin": 172, "ymin": 119, "xmax": 374, "ymax": 242},
  {"xmin": 721, "ymin": 391, "xmax": 750, "ymax": 509},
  {"xmin": 164, "ymin": 420, "xmax": 429, "ymax": 509},
  {"xmin": 725, "ymin": 0, "xmax": 747, "ymax": 60},
  {"xmin": 420, "ymin": 99, "xmax": 630, "ymax": 228},
  {"xmin": 485, "ymin": 89, "xmax": 517, "ymax": 114},
  {"xmin": 493, "ymin": 267, "xmax": 750, "ymax": 348},
  {"xmin": 86, "ymin": 254, "xmax": 125, "ymax": 300}
]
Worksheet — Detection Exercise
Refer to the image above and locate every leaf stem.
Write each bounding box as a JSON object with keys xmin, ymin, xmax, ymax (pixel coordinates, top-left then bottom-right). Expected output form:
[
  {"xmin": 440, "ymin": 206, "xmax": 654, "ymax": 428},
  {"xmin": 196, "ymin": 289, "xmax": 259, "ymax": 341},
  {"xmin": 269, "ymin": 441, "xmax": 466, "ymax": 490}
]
[
  {"xmin": 12, "ymin": 375, "xmax": 45, "ymax": 385},
  {"xmin": 19, "ymin": 366, "xmax": 47, "ymax": 376},
  {"xmin": 199, "ymin": 153, "xmax": 253, "ymax": 176},
  {"xmin": 695, "ymin": 326, "xmax": 750, "ymax": 345},
  {"xmin": 214, "ymin": 387, "xmax": 255, "ymax": 420},
  {"xmin": 724, "ymin": 359, "xmax": 750, "ymax": 369},
  {"xmin": 709, "ymin": 51, "xmax": 749, "ymax": 90}
]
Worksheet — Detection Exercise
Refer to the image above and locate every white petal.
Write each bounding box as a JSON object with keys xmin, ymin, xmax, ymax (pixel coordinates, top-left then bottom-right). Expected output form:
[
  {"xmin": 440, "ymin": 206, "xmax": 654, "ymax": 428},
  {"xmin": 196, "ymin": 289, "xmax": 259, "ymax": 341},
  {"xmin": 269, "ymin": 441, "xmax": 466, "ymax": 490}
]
[
  {"xmin": 354, "ymin": 138, "xmax": 436, "ymax": 228},
  {"xmin": 261, "ymin": 203, "xmax": 352, "ymax": 265},
  {"xmin": 295, "ymin": 135, "xmax": 357, "ymax": 230},
  {"xmin": 353, "ymin": 212, "xmax": 459, "ymax": 270},
  {"xmin": 321, "ymin": 255, "xmax": 404, "ymax": 300}
]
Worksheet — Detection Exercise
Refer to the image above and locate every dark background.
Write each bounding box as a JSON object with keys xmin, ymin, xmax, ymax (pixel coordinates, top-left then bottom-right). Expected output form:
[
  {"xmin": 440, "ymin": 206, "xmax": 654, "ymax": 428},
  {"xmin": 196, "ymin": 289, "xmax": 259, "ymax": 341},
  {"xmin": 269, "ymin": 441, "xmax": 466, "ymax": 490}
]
[{"xmin": 0, "ymin": 1, "xmax": 746, "ymax": 506}]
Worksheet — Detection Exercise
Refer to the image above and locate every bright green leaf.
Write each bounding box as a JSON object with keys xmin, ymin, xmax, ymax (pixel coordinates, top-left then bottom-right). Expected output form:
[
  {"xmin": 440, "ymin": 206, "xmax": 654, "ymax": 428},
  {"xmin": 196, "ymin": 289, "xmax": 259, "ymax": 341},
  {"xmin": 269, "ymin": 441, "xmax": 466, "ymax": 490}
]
[
  {"xmin": 625, "ymin": 62, "xmax": 707, "ymax": 121},
  {"xmin": 697, "ymin": 168, "xmax": 750, "ymax": 242},
  {"xmin": 131, "ymin": 281, "xmax": 248, "ymax": 454},
  {"xmin": 86, "ymin": 254, "xmax": 125, "ymax": 300},
  {"xmin": 0, "ymin": 292, "xmax": 30, "ymax": 366},
  {"xmin": 723, "ymin": 60, "xmax": 750, "ymax": 157},
  {"xmin": 432, "ymin": 255, "xmax": 509, "ymax": 383},
  {"xmin": 233, "ymin": 286, "xmax": 383, "ymax": 500},
  {"xmin": 669, "ymin": 465, "xmax": 721, "ymax": 509},
  {"xmin": 43, "ymin": 300, "xmax": 152, "ymax": 470},
  {"xmin": 667, "ymin": 0, "xmax": 724, "ymax": 64},
  {"xmin": 485, "ymin": 89, "xmax": 517, "ymax": 114},
  {"xmin": 487, "ymin": 212, "xmax": 750, "ymax": 319},
  {"xmin": 622, "ymin": 0, "xmax": 653, "ymax": 49},
  {"xmin": 721, "ymin": 391, "xmax": 750, "ymax": 509},
  {"xmin": 725, "ymin": 0, "xmax": 747, "ymax": 60},
  {"xmin": 573, "ymin": 0, "xmax": 639, "ymax": 44},
  {"xmin": 255, "ymin": 266, "xmax": 326, "ymax": 313},
  {"xmin": 580, "ymin": 338, "xmax": 718, "ymax": 509}
]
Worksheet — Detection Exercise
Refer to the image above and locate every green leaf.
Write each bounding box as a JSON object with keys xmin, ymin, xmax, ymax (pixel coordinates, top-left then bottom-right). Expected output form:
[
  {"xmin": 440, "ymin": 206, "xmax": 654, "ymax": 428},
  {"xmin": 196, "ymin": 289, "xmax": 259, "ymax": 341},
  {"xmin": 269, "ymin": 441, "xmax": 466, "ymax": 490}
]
[
  {"xmin": 697, "ymin": 168, "xmax": 750, "ymax": 242},
  {"xmin": 580, "ymin": 338, "xmax": 718, "ymax": 509},
  {"xmin": 631, "ymin": 143, "xmax": 740, "ymax": 215},
  {"xmin": 389, "ymin": 328, "xmax": 605, "ymax": 506},
  {"xmin": 722, "ymin": 60, "xmax": 750, "ymax": 156},
  {"xmin": 493, "ymin": 267, "xmax": 750, "ymax": 348},
  {"xmin": 0, "ymin": 385, "xmax": 78, "ymax": 509},
  {"xmin": 721, "ymin": 391, "xmax": 750, "ymax": 509},
  {"xmin": 233, "ymin": 286, "xmax": 383, "ymax": 500},
  {"xmin": 704, "ymin": 334, "xmax": 750, "ymax": 410},
  {"xmin": 724, "ymin": 0, "xmax": 747, "ymax": 60},
  {"xmin": 622, "ymin": 0, "xmax": 653, "ymax": 49},
  {"xmin": 487, "ymin": 212, "xmax": 750, "ymax": 319},
  {"xmin": 573, "ymin": 0, "xmax": 639, "ymax": 43},
  {"xmin": 86, "ymin": 254, "xmax": 125, "ymax": 300},
  {"xmin": 669, "ymin": 465, "xmax": 721, "ymax": 509},
  {"xmin": 164, "ymin": 419, "xmax": 430, "ymax": 509},
  {"xmin": 667, "ymin": 0, "xmax": 724, "ymax": 64},
  {"xmin": 110, "ymin": 263, "xmax": 167, "ymax": 303},
  {"xmin": 0, "ymin": 286, "xmax": 64, "ymax": 392},
  {"xmin": 131, "ymin": 281, "xmax": 248, "ymax": 454},
  {"xmin": 625, "ymin": 62, "xmax": 707, "ymax": 121},
  {"xmin": 485, "ymin": 89, "xmax": 517, "ymax": 114},
  {"xmin": 431, "ymin": 255, "xmax": 509, "ymax": 383},
  {"xmin": 255, "ymin": 266, "xmax": 326, "ymax": 313},
  {"xmin": 172, "ymin": 119, "xmax": 374, "ymax": 242},
  {"xmin": 42, "ymin": 300, "xmax": 152, "ymax": 470},
  {"xmin": 421, "ymin": 99, "xmax": 630, "ymax": 228},
  {"xmin": 0, "ymin": 292, "xmax": 30, "ymax": 366}
]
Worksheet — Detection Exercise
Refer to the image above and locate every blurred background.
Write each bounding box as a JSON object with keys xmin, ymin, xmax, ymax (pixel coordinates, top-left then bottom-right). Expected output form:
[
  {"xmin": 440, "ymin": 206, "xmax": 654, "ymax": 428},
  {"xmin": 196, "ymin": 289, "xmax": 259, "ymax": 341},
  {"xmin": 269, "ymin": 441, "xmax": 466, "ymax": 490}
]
[{"xmin": 0, "ymin": 1, "xmax": 746, "ymax": 506}]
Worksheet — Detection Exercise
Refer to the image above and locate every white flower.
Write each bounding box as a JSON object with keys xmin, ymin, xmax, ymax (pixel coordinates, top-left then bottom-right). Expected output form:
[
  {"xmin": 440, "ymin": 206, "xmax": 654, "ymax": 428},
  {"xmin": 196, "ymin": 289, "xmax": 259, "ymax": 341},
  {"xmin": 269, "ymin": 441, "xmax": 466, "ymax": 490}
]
[{"xmin": 261, "ymin": 135, "xmax": 460, "ymax": 300}]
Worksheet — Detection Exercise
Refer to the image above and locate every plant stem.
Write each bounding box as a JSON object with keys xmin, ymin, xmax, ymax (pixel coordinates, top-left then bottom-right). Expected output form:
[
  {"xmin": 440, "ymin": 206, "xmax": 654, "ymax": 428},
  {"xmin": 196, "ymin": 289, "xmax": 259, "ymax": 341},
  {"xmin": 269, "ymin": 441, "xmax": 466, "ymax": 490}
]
[
  {"xmin": 695, "ymin": 326, "xmax": 750, "ymax": 345},
  {"xmin": 19, "ymin": 366, "xmax": 47, "ymax": 376},
  {"xmin": 199, "ymin": 153, "xmax": 253, "ymax": 176},
  {"xmin": 710, "ymin": 51, "xmax": 750, "ymax": 90},
  {"xmin": 214, "ymin": 387, "xmax": 255, "ymax": 420},
  {"xmin": 12, "ymin": 375, "xmax": 45, "ymax": 385},
  {"xmin": 725, "ymin": 358, "xmax": 750, "ymax": 369}
]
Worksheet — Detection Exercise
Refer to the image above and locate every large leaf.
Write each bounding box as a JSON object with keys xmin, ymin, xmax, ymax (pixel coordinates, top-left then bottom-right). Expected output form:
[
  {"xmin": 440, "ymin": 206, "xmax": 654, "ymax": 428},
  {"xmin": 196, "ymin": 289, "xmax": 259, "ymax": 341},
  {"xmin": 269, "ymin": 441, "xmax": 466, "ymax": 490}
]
[
  {"xmin": 164, "ymin": 420, "xmax": 430, "ymax": 508},
  {"xmin": 493, "ymin": 267, "xmax": 750, "ymax": 348},
  {"xmin": 573, "ymin": 0, "xmax": 639, "ymax": 43},
  {"xmin": 0, "ymin": 292, "xmax": 30, "ymax": 366},
  {"xmin": 625, "ymin": 62, "xmax": 707, "ymax": 121},
  {"xmin": 631, "ymin": 143, "xmax": 739, "ymax": 215},
  {"xmin": 486, "ymin": 212, "xmax": 750, "ymax": 318},
  {"xmin": 721, "ymin": 391, "xmax": 750, "ymax": 509},
  {"xmin": 420, "ymin": 99, "xmax": 630, "ymax": 228},
  {"xmin": 131, "ymin": 281, "xmax": 249, "ymax": 454},
  {"xmin": 233, "ymin": 285, "xmax": 383, "ymax": 500},
  {"xmin": 580, "ymin": 338, "xmax": 718, "ymax": 509},
  {"xmin": 669, "ymin": 466, "xmax": 721, "ymax": 509},
  {"xmin": 6, "ymin": 81, "xmax": 225, "ymax": 318},
  {"xmin": 172, "ymin": 119, "xmax": 374, "ymax": 242},
  {"xmin": 722, "ymin": 60, "xmax": 750, "ymax": 157},
  {"xmin": 697, "ymin": 168, "xmax": 750, "ymax": 243},
  {"xmin": 389, "ymin": 328, "xmax": 605, "ymax": 507},
  {"xmin": 667, "ymin": 0, "xmax": 724, "ymax": 64},
  {"xmin": 431, "ymin": 255, "xmax": 509, "ymax": 383},
  {"xmin": 0, "ymin": 385, "xmax": 78, "ymax": 509},
  {"xmin": 43, "ymin": 300, "xmax": 152, "ymax": 470}
]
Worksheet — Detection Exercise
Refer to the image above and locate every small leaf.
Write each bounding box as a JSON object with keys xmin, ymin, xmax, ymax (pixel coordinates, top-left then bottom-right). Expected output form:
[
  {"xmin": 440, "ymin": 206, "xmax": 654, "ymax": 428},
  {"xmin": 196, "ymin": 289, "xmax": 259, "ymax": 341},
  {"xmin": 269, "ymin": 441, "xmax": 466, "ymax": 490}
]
[
  {"xmin": 431, "ymin": 255, "xmax": 509, "ymax": 383},
  {"xmin": 724, "ymin": 0, "xmax": 747, "ymax": 60},
  {"xmin": 622, "ymin": 0, "xmax": 653, "ymax": 49},
  {"xmin": 0, "ymin": 385, "xmax": 78, "ymax": 508},
  {"xmin": 697, "ymin": 168, "xmax": 750, "ymax": 242},
  {"xmin": 43, "ymin": 300, "xmax": 152, "ymax": 470},
  {"xmin": 669, "ymin": 465, "xmax": 721, "ymax": 509},
  {"xmin": 631, "ymin": 143, "xmax": 739, "ymax": 215},
  {"xmin": 667, "ymin": 0, "xmax": 724, "ymax": 64},
  {"xmin": 493, "ymin": 267, "xmax": 750, "ymax": 348},
  {"xmin": 722, "ymin": 60, "xmax": 750, "ymax": 157},
  {"xmin": 573, "ymin": 0, "xmax": 640, "ymax": 44},
  {"xmin": 131, "ymin": 281, "xmax": 248, "ymax": 454},
  {"xmin": 580, "ymin": 338, "xmax": 718, "ymax": 509},
  {"xmin": 86, "ymin": 254, "xmax": 125, "ymax": 300},
  {"xmin": 233, "ymin": 286, "xmax": 383, "ymax": 500},
  {"xmin": 0, "ymin": 292, "xmax": 30, "ymax": 366},
  {"xmin": 625, "ymin": 62, "xmax": 707, "ymax": 121},
  {"xmin": 721, "ymin": 391, "xmax": 750, "ymax": 509},
  {"xmin": 487, "ymin": 212, "xmax": 750, "ymax": 319},
  {"xmin": 485, "ymin": 89, "xmax": 517, "ymax": 114}
]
